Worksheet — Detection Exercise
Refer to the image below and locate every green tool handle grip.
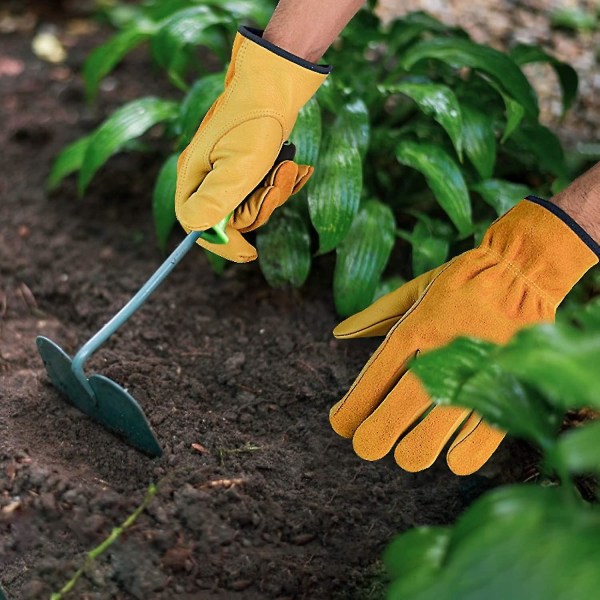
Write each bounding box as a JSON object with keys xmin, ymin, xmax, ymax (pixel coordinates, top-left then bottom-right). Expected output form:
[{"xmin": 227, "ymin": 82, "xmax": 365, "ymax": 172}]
[{"xmin": 193, "ymin": 212, "xmax": 231, "ymax": 245}]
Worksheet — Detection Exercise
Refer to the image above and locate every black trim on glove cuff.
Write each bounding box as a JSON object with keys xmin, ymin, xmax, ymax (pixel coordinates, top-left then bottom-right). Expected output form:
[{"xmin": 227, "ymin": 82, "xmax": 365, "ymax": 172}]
[
  {"xmin": 526, "ymin": 195, "xmax": 600, "ymax": 259},
  {"xmin": 239, "ymin": 26, "xmax": 333, "ymax": 74}
]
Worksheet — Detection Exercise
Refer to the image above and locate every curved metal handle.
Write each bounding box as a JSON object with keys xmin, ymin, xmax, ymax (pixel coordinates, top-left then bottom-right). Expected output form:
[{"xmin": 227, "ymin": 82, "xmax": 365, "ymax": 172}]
[{"xmin": 71, "ymin": 213, "xmax": 231, "ymax": 398}]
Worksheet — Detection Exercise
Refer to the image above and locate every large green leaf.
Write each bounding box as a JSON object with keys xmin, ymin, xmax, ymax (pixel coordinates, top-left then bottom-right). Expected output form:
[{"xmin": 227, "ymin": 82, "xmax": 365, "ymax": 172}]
[
  {"xmin": 396, "ymin": 140, "xmax": 472, "ymax": 236},
  {"xmin": 47, "ymin": 134, "xmax": 92, "ymax": 191},
  {"xmin": 334, "ymin": 98, "xmax": 370, "ymax": 159},
  {"xmin": 460, "ymin": 102, "xmax": 496, "ymax": 179},
  {"xmin": 499, "ymin": 322, "xmax": 600, "ymax": 411},
  {"xmin": 471, "ymin": 179, "xmax": 531, "ymax": 216},
  {"xmin": 401, "ymin": 38, "xmax": 539, "ymax": 119},
  {"xmin": 553, "ymin": 420, "xmax": 600, "ymax": 476},
  {"xmin": 385, "ymin": 527, "xmax": 450, "ymax": 597},
  {"xmin": 510, "ymin": 44, "xmax": 578, "ymax": 114},
  {"xmin": 151, "ymin": 6, "xmax": 230, "ymax": 88},
  {"xmin": 333, "ymin": 200, "xmax": 396, "ymax": 317},
  {"xmin": 510, "ymin": 124, "xmax": 569, "ymax": 179},
  {"xmin": 257, "ymin": 208, "xmax": 311, "ymax": 288},
  {"xmin": 388, "ymin": 485, "xmax": 600, "ymax": 600},
  {"xmin": 412, "ymin": 310, "xmax": 600, "ymax": 445},
  {"xmin": 413, "ymin": 338, "xmax": 560, "ymax": 446},
  {"xmin": 78, "ymin": 97, "xmax": 179, "ymax": 194},
  {"xmin": 291, "ymin": 96, "xmax": 322, "ymax": 165},
  {"xmin": 83, "ymin": 28, "xmax": 154, "ymax": 102},
  {"xmin": 383, "ymin": 81, "xmax": 464, "ymax": 160},
  {"xmin": 308, "ymin": 127, "xmax": 363, "ymax": 254},
  {"xmin": 176, "ymin": 71, "xmax": 224, "ymax": 146},
  {"xmin": 152, "ymin": 154, "xmax": 179, "ymax": 251}
]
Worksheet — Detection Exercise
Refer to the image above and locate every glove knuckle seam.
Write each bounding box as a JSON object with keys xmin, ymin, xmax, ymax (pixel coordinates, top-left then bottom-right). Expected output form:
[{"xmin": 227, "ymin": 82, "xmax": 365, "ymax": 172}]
[{"xmin": 483, "ymin": 247, "xmax": 556, "ymax": 306}]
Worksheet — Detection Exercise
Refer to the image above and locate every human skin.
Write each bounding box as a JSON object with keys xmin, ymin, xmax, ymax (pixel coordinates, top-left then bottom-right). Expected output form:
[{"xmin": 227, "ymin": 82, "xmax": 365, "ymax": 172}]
[{"xmin": 264, "ymin": 0, "xmax": 600, "ymax": 241}]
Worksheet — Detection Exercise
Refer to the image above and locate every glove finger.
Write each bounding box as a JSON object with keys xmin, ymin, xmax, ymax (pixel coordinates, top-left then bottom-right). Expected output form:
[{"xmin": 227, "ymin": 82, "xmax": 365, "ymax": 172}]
[
  {"xmin": 196, "ymin": 225, "xmax": 257, "ymax": 263},
  {"xmin": 394, "ymin": 404, "xmax": 470, "ymax": 472},
  {"xmin": 176, "ymin": 116, "xmax": 283, "ymax": 232},
  {"xmin": 446, "ymin": 414, "xmax": 506, "ymax": 476},
  {"xmin": 329, "ymin": 336, "xmax": 417, "ymax": 440},
  {"xmin": 291, "ymin": 164, "xmax": 314, "ymax": 194},
  {"xmin": 333, "ymin": 264, "xmax": 447, "ymax": 339},
  {"xmin": 233, "ymin": 186, "xmax": 281, "ymax": 233},
  {"xmin": 350, "ymin": 370, "xmax": 431, "ymax": 461},
  {"xmin": 269, "ymin": 160, "xmax": 300, "ymax": 196}
]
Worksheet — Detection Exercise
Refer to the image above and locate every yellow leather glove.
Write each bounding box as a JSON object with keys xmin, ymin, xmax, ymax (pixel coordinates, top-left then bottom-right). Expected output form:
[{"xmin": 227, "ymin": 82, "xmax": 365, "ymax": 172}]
[
  {"xmin": 330, "ymin": 197, "xmax": 599, "ymax": 475},
  {"xmin": 175, "ymin": 27, "xmax": 331, "ymax": 262}
]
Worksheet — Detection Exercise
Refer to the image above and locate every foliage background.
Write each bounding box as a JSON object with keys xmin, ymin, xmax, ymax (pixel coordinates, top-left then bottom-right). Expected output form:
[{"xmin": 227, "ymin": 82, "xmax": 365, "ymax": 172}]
[{"xmin": 49, "ymin": 0, "xmax": 600, "ymax": 317}]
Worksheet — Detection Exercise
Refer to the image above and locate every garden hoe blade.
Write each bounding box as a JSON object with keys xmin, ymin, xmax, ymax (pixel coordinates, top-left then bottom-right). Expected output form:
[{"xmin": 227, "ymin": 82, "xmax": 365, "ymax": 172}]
[{"xmin": 36, "ymin": 217, "xmax": 230, "ymax": 458}]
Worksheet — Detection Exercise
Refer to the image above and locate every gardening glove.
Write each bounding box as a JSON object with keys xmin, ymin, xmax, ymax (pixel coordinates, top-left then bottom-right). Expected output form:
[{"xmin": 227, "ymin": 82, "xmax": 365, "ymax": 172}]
[
  {"xmin": 330, "ymin": 197, "xmax": 600, "ymax": 476},
  {"xmin": 175, "ymin": 26, "xmax": 331, "ymax": 262}
]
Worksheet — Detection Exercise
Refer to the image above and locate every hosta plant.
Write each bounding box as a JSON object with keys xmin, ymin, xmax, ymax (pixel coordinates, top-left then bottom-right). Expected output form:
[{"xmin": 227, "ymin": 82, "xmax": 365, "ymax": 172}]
[
  {"xmin": 50, "ymin": 0, "xmax": 578, "ymax": 316},
  {"xmin": 384, "ymin": 296, "xmax": 600, "ymax": 600}
]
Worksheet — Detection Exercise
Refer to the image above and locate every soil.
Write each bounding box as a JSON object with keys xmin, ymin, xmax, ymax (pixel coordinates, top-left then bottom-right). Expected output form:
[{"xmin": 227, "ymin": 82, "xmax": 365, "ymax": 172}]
[{"xmin": 0, "ymin": 2, "xmax": 579, "ymax": 599}]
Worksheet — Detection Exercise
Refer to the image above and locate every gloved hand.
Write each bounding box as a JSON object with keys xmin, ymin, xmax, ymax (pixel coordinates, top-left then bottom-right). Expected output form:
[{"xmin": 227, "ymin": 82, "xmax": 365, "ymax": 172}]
[
  {"xmin": 175, "ymin": 26, "xmax": 331, "ymax": 262},
  {"xmin": 330, "ymin": 197, "xmax": 599, "ymax": 475}
]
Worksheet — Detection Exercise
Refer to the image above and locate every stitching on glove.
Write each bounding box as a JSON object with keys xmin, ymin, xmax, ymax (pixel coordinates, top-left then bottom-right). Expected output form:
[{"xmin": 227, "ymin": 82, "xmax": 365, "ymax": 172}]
[{"xmin": 483, "ymin": 247, "xmax": 557, "ymax": 306}]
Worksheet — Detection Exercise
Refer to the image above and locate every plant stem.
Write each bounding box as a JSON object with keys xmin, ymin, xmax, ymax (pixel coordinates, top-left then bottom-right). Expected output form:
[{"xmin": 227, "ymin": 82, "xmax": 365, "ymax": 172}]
[{"xmin": 49, "ymin": 483, "xmax": 158, "ymax": 600}]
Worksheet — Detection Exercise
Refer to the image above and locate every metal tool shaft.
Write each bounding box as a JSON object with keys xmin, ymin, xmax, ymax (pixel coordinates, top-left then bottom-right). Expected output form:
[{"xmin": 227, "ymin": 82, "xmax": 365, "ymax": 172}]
[{"xmin": 72, "ymin": 231, "xmax": 203, "ymax": 397}]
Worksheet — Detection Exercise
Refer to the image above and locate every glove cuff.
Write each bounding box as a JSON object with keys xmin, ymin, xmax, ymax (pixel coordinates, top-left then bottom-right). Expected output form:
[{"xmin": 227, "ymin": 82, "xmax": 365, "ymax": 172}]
[
  {"xmin": 480, "ymin": 198, "xmax": 599, "ymax": 304},
  {"xmin": 239, "ymin": 26, "xmax": 333, "ymax": 74}
]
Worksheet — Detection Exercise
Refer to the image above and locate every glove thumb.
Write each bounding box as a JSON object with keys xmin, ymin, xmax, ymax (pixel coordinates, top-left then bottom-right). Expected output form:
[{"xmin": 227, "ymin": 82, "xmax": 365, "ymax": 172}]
[{"xmin": 333, "ymin": 264, "xmax": 447, "ymax": 339}]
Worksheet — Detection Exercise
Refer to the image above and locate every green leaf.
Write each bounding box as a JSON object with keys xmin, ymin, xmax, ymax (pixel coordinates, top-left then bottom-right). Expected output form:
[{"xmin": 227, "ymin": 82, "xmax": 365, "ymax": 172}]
[
  {"xmin": 78, "ymin": 97, "xmax": 178, "ymax": 194},
  {"xmin": 151, "ymin": 6, "xmax": 229, "ymax": 87},
  {"xmin": 398, "ymin": 213, "xmax": 453, "ymax": 276},
  {"xmin": 333, "ymin": 200, "xmax": 396, "ymax": 317},
  {"xmin": 396, "ymin": 140, "xmax": 472, "ymax": 236},
  {"xmin": 553, "ymin": 420, "xmax": 600, "ymax": 476},
  {"xmin": 499, "ymin": 322, "xmax": 600, "ymax": 412},
  {"xmin": 204, "ymin": 249, "xmax": 227, "ymax": 274},
  {"xmin": 383, "ymin": 81, "xmax": 464, "ymax": 160},
  {"xmin": 177, "ymin": 71, "xmax": 224, "ymax": 146},
  {"xmin": 384, "ymin": 527, "xmax": 450, "ymax": 597},
  {"xmin": 412, "ymin": 337, "xmax": 561, "ymax": 446},
  {"xmin": 83, "ymin": 29, "xmax": 153, "ymax": 103},
  {"xmin": 471, "ymin": 179, "xmax": 531, "ymax": 216},
  {"xmin": 480, "ymin": 77, "xmax": 525, "ymax": 142},
  {"xmin": 410, "ymin": 218, "xmax": 451, "ymax": 276},
  {"xmin": 401, "ymin": 38, "xmax": 539, "ymax": 119},
  {"xmin": 510, "ymin": 44, "xmax": 578, "ymax": 114},
  {"xmin": 393, "ymin": 485, "xmax": 600, "ymax": 600},
  {"xmin": 334, "ymin": 98, "xmax": 370, "ymax": 159},
  {"xmin": 291, "ymin": 96, "xmax": 322, "ymax": 165},
  {"xmin": 152, "ymin": 154, "xmax": 179, "ymax": 251},
  {"xmin": 47, "ymin": 134, "xmax": 91, "ymax": 191},
  {"xmin": 257, "ymin": 208, "xmax": 311, "ymax": 288},
  {"xmin": 460, "ymin": 102, "xmax": 496, "ymax": 179},
  {"xmin": 510, "ymin": 124, "xmax": 569, "ymax": 179},
  {"xmin": 308, "ymin": 127, "xmax": 363, "ymax": 254}
]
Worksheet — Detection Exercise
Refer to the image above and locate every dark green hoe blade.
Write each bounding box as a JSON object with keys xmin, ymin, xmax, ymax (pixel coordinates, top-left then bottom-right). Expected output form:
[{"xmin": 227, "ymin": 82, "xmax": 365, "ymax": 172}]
[{"xmin": 37, "ymin": 336, "xmax": 162, "ymax": 457}]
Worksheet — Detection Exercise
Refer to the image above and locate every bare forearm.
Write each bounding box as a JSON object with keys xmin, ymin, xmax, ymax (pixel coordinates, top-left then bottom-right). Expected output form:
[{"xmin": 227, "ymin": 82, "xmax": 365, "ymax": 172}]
[
  {"xmin": 550, "ymin": 162, "xmax": 600, "ymax": 244},
  {"xmin": 263, "ymin": 0, "xmax": 365, "ymax": 62}
]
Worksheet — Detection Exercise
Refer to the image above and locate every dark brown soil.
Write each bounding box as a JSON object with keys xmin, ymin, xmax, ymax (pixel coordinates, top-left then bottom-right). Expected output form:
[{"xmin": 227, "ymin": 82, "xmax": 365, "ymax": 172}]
[{"xmin": 1, "ymin": 7, "xmax": 532, "ymax": 600}]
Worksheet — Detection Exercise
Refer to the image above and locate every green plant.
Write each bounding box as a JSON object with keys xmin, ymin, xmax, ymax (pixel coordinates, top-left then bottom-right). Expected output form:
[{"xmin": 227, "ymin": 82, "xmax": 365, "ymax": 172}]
[
  {"xmin": 49, "ymin": 1, "xmax": 579, "ymax": 316},
  {"xmin": 51, "ymin": 483, "xmax": 157, "ymax": 600},
  {"xmin": 383, "ymin": 296, "xmax": 600, "ymax": 600}
]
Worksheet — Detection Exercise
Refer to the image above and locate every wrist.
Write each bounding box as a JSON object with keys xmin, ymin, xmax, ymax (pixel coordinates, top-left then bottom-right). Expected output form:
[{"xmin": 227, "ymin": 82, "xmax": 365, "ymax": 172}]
[
  {"xmin": 239, "ymin": 26, "xmax": 332, "ymax": 74},
  {"xmin": 262, "ymin": 28, "xmax": 327, "ymax": 63}
]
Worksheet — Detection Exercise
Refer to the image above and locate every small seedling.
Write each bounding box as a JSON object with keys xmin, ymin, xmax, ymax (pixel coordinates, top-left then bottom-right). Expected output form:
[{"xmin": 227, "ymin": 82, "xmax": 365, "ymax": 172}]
[{"xmin": 50, "ymin": 483, "xmax": 158, "ymax": 600}]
